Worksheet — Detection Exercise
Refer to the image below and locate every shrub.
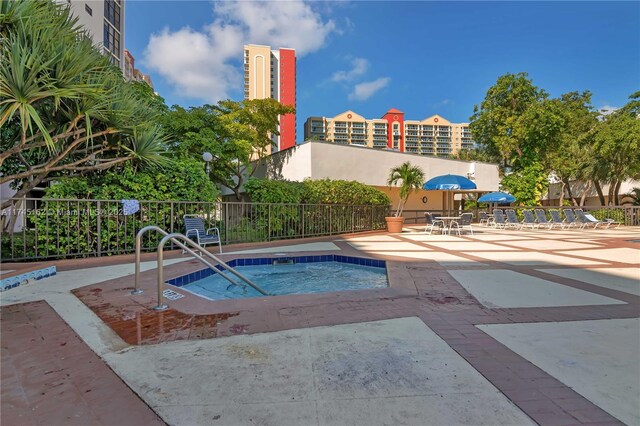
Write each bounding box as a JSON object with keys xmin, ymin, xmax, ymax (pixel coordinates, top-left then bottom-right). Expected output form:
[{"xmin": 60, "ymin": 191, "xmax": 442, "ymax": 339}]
[
  {"xmin": 27, "ymin": 160, "xmax": 219, "ymax": 258},
  {"xmin": 243, "ymin": 178, "xmax": 390, "ymax": 239},
  {"xmin": 301, "ymin": 179, "xmax": 390, "ymax": 205}
]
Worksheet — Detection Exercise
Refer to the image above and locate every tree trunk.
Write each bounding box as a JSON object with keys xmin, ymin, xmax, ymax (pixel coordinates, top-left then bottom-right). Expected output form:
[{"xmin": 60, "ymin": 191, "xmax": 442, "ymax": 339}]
[
  {"xmin": 579, "ymin": 180, "xmax": 592, "ymax": 206},
  {"xmin": 614, "ymin": 180, "xmax": 622, "ymax": 205},
  {"xmin": 558, "ymin": 181, "xmax": 565, "ymax": 207},
  {"xmin": 594, "ymin": 181, "xmax": 606, "ymax": 206},
  {"xmin": 607, "ymin": 181, "xmax": 616, "ymax": 206},
  {"xmin": 562, "ymin": 178, "xmax": 578, "ymax": 206}
]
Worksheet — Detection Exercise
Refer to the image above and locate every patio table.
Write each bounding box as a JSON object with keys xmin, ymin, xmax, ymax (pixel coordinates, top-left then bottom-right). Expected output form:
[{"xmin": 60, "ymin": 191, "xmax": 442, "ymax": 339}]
[{"xmin": 434, "ymin": 216, "xmax": 462, "ymax": 234}]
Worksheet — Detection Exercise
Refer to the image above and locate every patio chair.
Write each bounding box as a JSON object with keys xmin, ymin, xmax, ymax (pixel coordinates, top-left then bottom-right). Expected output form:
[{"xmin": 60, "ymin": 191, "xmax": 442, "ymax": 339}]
[
  {"xmin": 521, "ymin": 210, "xmax": 539, "ymax": 229},
  {"xmin": 492, "ymin": 210, "xmax": 508, "ymax": 229},
  {"xmin": 478, "ymin": 212, "xmax": 492, "ymax": 226},
  {"xmin": 184, "ymin": 215, "xmax": 222, "ymax": 253},
  {"xmin": 562, "ymin": 209, "xmax": 580, "ymax": 230},
  {"xmin": 534, "ymin": 209, "xmax": 553, "ymax": 229},
  {"xmin": 449, "ymin": 212, "xmax": 474, "ymax": 235},
  {"xmin": 424, "ymin": 212, "xmax": 445, "ymax": 235},
  {"xmin": 549, "ymin": 209, "xmax": 570, "ymax": 229},
  {"xmin": 504, "ymin": 209, "xmax": 521, "ymax": 229}
]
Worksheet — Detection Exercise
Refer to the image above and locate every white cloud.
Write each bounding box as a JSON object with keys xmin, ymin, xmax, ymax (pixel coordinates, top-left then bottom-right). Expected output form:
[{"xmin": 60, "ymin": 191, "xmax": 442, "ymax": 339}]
[
  {"xmin": 143, "ymin": 1, "xmax": 337, "ymax": 103},
  {"xmin": 599, "ymin": 105, "xmax": 619, "ymax": 116},
  {"xmin": 331, "ymin": 57, "xmax": 369, "ymax": 82},
  {"xmin": 348, "ymin": 77, "xmax": 390, "ymax": 101}
]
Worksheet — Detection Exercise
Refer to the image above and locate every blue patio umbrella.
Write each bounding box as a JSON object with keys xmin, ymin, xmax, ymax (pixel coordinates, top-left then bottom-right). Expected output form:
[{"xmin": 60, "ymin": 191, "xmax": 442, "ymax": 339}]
[
  {"xmin": 478, "ymin": 191, "xmax": 516, "ymax": 203},
  {"xmin": 422, "ymin": 174, "xmax": 477, "ymax": 190},
  {"xmin": 422, "ymin": 174, "xmax": 477, "ymax": 215}
]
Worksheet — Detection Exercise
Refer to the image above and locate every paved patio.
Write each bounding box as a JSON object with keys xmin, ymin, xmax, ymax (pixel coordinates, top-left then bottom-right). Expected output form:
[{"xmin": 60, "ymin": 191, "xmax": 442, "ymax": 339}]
[{"xmin": 1, "ymin": 225, "xmax": 639, "ymax": 425}]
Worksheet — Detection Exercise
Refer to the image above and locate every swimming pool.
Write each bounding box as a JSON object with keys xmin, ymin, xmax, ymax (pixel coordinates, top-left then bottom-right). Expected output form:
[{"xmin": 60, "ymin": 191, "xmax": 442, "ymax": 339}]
[{"xmin": 168, "ymin": 255, "xmax": 388, "ymax": 301}]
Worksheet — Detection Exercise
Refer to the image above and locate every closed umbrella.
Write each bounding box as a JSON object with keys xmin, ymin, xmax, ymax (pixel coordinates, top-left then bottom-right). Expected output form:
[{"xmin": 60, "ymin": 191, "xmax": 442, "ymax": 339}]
[{"xmin": 423, "ymin": 174, "xmax": 477, "ymax": 215}]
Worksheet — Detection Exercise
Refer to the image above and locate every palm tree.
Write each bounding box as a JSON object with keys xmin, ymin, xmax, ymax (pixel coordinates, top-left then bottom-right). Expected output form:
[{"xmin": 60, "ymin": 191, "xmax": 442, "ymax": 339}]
[
  {"xmin": 387, "ymin": 162, "xmax": 425, "ymax": 217},
  {"xmin": 0, "ymin": 0, "xmax": 168, "ymax": 210}
]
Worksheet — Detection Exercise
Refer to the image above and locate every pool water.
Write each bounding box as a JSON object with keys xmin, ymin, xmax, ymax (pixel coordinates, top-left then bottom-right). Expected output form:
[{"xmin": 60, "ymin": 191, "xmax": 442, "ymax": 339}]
[{"xmin": 182, "ymin": 261, "xmax": 388, "ymax": 300}]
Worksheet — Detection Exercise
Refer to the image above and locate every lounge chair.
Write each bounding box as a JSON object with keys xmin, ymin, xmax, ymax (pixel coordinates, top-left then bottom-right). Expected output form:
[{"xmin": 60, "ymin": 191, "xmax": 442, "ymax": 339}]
[
  {"xmin": 534, "ymin": 209, "xmax": 553, "ymax": 229},
  {"xmin": 521, "ymin": 210, "xmax": 538, "ymax": 229},
  {"xmin": 549, "ymin": 209, "xmax": 569, "ymax": 229},
  {"xmin": 574, "ymin": 209, "xmax": 619, "ymax": 229},
  {"xmin": 562, "ymin": 209, "xmax": 580, "ymax": 229},
  {"xmin": 449, "ymin": 212, "xmax": 474, "ymax": 235},
  {"xmin": 478, "ymin": 212, "xmax": 492, "ymax": 226},
  {"xmin": 184, "ymin": 214, "xmax": 222, "ymax": 253},
  {"xmin": 505, "ymin": 209, "xmax": 521, "ymax": 229},
  {"xmin": 424, "ymin": 212, "xmax": 445, "ymax": 235},
  {"xmin": 492, "ymin": 210, "xmax": 508, "ymax": 229}
]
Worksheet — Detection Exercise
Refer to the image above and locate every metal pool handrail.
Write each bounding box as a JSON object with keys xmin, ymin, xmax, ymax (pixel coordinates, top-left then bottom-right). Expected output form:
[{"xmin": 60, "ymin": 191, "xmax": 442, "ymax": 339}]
[
  {"xmin": 133, "ymin": 226, "xmax": 269, "ymax": 311},
  {"xmin": 155, "ymin": 233, "xmax": 269, "ymax": 311},
  {"xmin": 134, "ymin": 225, "xmax": 242, "ymax": 294}
]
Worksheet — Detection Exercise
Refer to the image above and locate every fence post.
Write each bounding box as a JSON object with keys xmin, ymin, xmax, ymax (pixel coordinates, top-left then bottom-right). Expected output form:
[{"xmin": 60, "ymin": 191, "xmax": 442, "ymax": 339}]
[
  {"xmin": 96, "ymin": 200, "xmax": 101, "ymax": 256},
  {"xmin": 352, "ymin": 206, "xmax": 355, "ymax": 233},
  {"xmin": 329, "ymin": 205, "xmax": 332, "ymax": 235},
  {"xmin": 371, "ymin": 206, "xmax": 374, "ymax": 230},
  {"xmin": 170, "ymin": 201, "xmax": 174, "ymax": 233},
  {"xmin": 268, "ymin": 204, "xmax": 271, "ymax": 242},
  {"xmin": 301, "ymin": 204, "xmax": 305, "ymax": 238}
]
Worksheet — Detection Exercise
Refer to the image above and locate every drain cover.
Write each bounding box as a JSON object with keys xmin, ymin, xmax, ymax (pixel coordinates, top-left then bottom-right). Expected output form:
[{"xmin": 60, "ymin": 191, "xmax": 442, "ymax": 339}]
[{"xmin": 163, "ymin": 289, "xmax": 184, "ymax": 300}]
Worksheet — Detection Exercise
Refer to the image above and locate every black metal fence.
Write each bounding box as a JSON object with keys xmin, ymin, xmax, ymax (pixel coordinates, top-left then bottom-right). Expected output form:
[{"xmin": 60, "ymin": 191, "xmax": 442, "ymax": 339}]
[{"xmin": 1, "ymin": 198, "xmax": 390, "ymax": 261}]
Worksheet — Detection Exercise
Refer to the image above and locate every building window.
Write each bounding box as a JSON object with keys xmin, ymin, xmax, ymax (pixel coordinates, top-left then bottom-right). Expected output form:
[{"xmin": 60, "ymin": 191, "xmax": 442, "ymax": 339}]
[
  {"xmin": 103, "ymin": 22, "xmax": 121, "ymax": 61},
  {"xmin": 104, "ymin": 0, "xmax": 121, "ymax": 29},
  {"xmin": 85, "ymin": 4, "xmax": 92, "ymax": 15}
]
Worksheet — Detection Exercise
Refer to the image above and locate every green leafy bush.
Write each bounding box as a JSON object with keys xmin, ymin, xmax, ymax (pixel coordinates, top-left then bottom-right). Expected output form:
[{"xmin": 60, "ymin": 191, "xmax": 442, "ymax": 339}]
[
  {"xmin": 501, "ymin": 163, "xmax": 549, "ymax": 206},
  {"xmin": 243, "ymin": 178, "xmax": 390, "ymax": 239},
  {"xmin": 46, "ymin": 159, "xmax": 217, "ymax": 201},
  {"xmin": 301, "ymin": 178, "xmax": 390, "ymax": 205},
  {"xmin": 25, "ymin": 160, "xmax": 219, "ymax": 258},
  {"xmin": 244, "ymin": 178, "xmax": 390, "ymax": 206}
]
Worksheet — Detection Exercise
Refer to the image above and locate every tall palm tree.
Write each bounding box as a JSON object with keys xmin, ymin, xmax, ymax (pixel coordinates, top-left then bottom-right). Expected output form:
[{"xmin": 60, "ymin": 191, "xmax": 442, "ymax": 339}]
[
  {"xmin": 0, "ymin": 0, "xmax": 168, "ymax": 210},
  {"xmin": 387, "ymin": 162, "xmax": 425, "ymax": 217}
]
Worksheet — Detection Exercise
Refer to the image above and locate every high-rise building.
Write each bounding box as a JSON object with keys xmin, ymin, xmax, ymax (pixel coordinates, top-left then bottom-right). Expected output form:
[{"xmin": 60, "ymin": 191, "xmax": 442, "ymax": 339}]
[
  {"xmin": 243, "ymin": 44, "xmax": 296, "ymax": 152},
  {"xmin": 57, "ymin": 0, "xmax": 125, "ymax": 71},
  {"xmin": 304, "ymin": 109, "xmax": 475, "ymax": 157},
  {"xmin": 124, "ymin": 49, "xmax": 154, "ymax": 90}
]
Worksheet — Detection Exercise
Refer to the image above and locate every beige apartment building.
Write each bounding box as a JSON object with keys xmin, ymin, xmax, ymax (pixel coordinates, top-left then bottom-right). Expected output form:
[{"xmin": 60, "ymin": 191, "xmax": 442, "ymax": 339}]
[
  {"xmin": 304, "ymin": 109, "xmax": 475, "ymax": 157},
  {"xmin": 243, "ymin": 44, "xmax": 296, "ymax": 152}
]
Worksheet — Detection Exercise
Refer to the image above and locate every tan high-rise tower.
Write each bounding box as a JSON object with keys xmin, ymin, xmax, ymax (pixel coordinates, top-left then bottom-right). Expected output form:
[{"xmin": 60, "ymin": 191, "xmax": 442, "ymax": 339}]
[{"xmin": 244, "ymin": 44, "xmax": 296, "ymax": 153}]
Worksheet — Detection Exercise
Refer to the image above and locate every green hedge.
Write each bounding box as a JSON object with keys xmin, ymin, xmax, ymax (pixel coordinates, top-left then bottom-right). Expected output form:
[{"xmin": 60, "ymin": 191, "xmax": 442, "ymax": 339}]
[
  {"xmin": 244, "ymin": 178, "xmax": 390, "ymax": 205},
  {"xmin": 19, "ymin": 160, "xmax": 219, "ymax": 258},
  {"xmin": 241, "ymin": 178, "xmax": 390, "ymax": 240}
]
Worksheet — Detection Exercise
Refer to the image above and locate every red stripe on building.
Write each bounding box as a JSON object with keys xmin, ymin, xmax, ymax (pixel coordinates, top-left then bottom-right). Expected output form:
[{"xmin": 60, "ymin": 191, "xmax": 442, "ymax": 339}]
[{"xmin": 279, "ymin": 49, "xmax": 296, "ymax": 150}]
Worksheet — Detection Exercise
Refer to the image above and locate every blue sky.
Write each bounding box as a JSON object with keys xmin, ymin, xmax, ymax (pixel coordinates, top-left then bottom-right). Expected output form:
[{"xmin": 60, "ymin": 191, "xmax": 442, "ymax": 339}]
[{"xmin": 125, "ymin": 1, "xmax": 640, "ymax": 138}]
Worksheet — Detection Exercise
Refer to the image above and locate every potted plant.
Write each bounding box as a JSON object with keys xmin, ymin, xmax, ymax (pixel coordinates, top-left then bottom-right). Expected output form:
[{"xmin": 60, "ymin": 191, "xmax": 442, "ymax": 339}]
[{"xmin": 386, "ymin": 161, "xmax": 425, "ymax": 233}]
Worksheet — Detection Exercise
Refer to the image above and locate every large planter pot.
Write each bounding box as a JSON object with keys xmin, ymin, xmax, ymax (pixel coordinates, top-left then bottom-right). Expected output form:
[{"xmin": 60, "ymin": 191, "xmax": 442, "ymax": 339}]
[{"xmin": 385, "ymin": 216, "xmax": 405, "ymax": 233}]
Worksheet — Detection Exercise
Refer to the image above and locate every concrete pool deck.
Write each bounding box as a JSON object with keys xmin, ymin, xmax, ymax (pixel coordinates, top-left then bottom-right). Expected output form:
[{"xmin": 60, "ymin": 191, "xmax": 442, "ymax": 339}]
[{"xmin": 1, "ymin": 225, "xmax": 639, "ymax": 425}]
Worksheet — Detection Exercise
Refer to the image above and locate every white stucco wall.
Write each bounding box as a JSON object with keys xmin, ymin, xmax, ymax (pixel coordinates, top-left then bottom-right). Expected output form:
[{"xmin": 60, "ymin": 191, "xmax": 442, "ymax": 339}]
[{"xmin": 261, "ymin": 141, "xmax": 499, "ymax": 191}]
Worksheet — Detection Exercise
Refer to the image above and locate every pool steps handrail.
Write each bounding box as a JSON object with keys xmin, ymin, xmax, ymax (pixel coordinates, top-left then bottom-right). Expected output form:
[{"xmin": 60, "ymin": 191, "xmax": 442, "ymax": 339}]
[
  {"xmin": 133, "ymin": 226, "xmax": 269, "ymax": 311},
  {"xmin": 134, "ymin": 225, "xmax": 242, "ymax": 295}
]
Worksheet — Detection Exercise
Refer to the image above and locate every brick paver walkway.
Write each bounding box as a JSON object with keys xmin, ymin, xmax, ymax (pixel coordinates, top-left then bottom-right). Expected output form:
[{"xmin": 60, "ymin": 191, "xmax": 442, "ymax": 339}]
[{"xmin": 1, "ymin": 301, "xmax": 164, "ymax": 426}]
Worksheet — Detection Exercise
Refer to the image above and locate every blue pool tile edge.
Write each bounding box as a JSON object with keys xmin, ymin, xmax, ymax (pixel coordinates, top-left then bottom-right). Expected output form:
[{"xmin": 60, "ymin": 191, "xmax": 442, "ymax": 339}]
[
  {"xmin": 0, "ymin": 266, "xmax": 57, "ymax": 292},
  {"xmin": 167, "ymin": 255, "xmax": 386, "ymax": 288}
]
